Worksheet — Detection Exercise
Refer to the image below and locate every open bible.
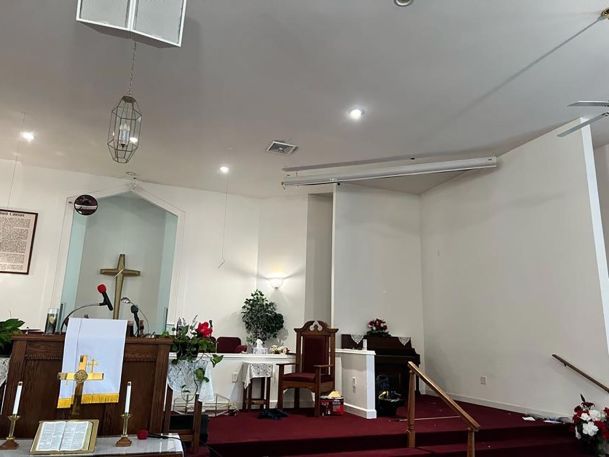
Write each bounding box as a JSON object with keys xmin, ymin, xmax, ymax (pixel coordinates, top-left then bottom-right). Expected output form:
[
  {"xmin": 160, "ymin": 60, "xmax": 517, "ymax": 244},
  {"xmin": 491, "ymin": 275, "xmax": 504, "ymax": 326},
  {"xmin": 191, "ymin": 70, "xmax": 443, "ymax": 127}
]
[{"xmin": 31, "ymin": 420, "xmax": 98, "ymax": 454}]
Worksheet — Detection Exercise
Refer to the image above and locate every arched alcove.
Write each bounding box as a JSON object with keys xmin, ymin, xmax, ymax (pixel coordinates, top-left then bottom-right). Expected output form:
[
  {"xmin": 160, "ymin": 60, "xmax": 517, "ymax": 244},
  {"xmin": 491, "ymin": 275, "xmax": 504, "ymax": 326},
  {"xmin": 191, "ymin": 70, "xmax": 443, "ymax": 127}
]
[{"xmin": 51, "ymin": 183, "xmax": 185, "ymax": 333}]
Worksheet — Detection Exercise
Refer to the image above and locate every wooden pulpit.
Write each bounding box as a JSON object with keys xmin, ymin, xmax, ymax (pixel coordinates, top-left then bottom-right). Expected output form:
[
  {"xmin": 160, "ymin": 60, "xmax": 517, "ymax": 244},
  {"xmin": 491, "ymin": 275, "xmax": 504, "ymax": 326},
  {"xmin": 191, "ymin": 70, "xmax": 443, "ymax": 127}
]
[{"xmin": 0, "ymin": 334, "xmax": 172, "ymax": 438}]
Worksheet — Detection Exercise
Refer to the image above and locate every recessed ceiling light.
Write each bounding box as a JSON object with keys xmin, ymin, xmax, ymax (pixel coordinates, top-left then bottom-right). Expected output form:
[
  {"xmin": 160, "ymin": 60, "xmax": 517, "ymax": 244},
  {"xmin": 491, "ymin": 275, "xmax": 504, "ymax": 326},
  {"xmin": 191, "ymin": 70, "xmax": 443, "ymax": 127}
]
[
  {"xmin": 20, "ymin": 131, "xmax": 34, "ymax": 142},
  {"xmin": 219, "ymin": 165, "xmax": 230, "ymax": 174},
  {"xmin": 348, "ymin": 108, "xmax": 364, "ymax": 121}
]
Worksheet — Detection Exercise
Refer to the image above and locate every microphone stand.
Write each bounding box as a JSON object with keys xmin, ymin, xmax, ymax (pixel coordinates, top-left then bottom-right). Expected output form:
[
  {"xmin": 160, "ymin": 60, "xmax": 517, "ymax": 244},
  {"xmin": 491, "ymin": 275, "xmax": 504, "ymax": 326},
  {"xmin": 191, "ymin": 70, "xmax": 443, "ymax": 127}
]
[{"xmin": 60, "ymin": 303, "xmax": 106, "ymax": 333}]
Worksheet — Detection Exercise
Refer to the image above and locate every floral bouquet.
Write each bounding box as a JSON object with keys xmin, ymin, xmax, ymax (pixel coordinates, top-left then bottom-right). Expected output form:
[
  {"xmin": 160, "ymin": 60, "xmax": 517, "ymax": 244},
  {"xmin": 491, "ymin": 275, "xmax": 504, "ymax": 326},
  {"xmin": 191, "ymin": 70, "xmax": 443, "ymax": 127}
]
[
  {"xmin": 573, "ymin": 396, "xmax": 609, "ymax": 456},
  {"xmin": 367, "ymin": 318, "xmax": 390, "ymax": 337},
  {"xmin": 168, "ymin": 317, "xmax": 223, "ymax": 382},
  {"xmin": 270, "ymin": 345, "xmax": 289, "ymax": 355}
]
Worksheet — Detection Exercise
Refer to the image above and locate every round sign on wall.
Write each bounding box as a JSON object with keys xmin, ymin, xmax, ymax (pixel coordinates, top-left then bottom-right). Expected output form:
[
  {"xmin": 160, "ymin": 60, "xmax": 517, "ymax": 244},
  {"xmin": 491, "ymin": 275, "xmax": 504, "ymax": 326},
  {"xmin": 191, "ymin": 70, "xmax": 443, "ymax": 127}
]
[{"xmin": 74, "ymin": 194, "xmax": 98, "ymax": 216}]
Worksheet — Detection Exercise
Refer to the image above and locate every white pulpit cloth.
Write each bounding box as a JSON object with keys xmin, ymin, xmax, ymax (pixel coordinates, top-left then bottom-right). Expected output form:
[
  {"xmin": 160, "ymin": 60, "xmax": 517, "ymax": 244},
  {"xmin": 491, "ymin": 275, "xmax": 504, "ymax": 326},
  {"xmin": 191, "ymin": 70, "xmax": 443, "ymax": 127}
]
[{"xmin": 58, "ymin": 318, "xmax": 127, "ymax": 408}]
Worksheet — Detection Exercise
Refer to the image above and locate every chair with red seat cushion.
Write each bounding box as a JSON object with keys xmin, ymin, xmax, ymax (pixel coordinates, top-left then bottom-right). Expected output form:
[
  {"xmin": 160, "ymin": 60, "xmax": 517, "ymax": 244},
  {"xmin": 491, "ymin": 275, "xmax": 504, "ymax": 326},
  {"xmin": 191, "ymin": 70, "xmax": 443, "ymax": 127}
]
[
  {"xmin": 216, "ymin": 337, "xmax": 247, "ymax": 353},
  {"xmin": 277, "ymin": 320, "xmax": 338, "ymax": 417}
]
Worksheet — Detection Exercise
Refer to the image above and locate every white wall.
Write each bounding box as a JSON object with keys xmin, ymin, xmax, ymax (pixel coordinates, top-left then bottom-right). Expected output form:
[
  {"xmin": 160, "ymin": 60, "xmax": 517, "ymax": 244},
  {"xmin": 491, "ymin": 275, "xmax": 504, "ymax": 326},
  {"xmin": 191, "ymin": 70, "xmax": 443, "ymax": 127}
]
[
  {"xmin": 256, "ymin": 196, "xmax": 309, "ymax": 349},
  {"xmin": 333, "ymin": 184, "xmax": 425, "ymax": 356},
  {"xmin": 594, "ymin": 144, "xmax": 609, "ymax": 267},
  {"xmin": 0, "ymin": 159, "xmax": 260, "ymax": 342},
  {"xmin": 421, "ymin": 123, "xmax": 609, "ymax": 417},
  {"xmin": 304, "ymin": 194, "xmax": 333, "ymax": 323}
]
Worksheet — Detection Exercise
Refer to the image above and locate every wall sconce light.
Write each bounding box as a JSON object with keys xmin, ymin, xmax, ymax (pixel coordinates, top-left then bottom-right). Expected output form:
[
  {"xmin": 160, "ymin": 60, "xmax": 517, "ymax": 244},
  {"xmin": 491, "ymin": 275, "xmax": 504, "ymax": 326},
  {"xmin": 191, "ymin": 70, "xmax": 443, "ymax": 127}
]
[{"xmin": 269, "ymin": 276, "xmax": 284, "ymax": 290}]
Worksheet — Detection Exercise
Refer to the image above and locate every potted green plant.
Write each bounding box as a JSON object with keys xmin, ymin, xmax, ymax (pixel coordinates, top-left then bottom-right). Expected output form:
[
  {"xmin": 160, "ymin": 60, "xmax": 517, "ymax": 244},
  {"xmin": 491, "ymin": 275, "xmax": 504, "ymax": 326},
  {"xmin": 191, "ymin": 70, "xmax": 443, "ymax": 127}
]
[
  {"xmin": 0, "ymin": 319, "xmax": 24, "ymax": 357},
  {"xmin": 241, "ymin": 290, "xmax": 284, "ymax": 344}
]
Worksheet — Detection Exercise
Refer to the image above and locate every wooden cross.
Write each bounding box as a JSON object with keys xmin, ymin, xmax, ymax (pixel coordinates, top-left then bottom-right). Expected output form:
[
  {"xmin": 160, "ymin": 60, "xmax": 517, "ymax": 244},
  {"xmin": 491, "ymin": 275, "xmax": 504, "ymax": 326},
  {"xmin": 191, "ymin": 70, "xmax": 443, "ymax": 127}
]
[
  {"xmin": 100, "ymin": 253, "xmax": 141, "ymax": 319},
  {"xmin": 58, "ymin": 355, "xmax": 104, "ymax": 418}
]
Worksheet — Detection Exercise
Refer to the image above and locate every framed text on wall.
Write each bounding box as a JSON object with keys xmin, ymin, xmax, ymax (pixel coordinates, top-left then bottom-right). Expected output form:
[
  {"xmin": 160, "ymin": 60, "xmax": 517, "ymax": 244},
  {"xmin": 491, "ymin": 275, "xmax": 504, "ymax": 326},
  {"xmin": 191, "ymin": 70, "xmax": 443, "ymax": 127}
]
[{"xmin": 0, "ymin": 209, "xmax": 38, "ymax": 274}]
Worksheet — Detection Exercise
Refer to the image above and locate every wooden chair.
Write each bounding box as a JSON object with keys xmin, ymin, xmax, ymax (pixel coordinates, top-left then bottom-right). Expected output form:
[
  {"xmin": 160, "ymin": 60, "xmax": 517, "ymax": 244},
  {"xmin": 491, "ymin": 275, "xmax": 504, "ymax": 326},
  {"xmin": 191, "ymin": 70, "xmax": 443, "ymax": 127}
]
[
  {"xmin": 163, "ymin": 387, "xmax": 203, "ymax": 453},
  {"xmin": 277, "ymin": 320, "xmax": 338, "ymax": 417}
]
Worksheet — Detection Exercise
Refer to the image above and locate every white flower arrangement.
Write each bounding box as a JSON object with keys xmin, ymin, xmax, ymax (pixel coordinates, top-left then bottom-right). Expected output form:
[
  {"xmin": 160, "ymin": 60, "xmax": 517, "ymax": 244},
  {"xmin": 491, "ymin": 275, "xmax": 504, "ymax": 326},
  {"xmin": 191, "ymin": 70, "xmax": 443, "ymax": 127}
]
[
  {"xmin": 270, "ymin": 345, "xmax": 289, "ymax": 354},
  {"xmin": 573, "ymin": 396, "xmax": 609, "ymax": 456}
]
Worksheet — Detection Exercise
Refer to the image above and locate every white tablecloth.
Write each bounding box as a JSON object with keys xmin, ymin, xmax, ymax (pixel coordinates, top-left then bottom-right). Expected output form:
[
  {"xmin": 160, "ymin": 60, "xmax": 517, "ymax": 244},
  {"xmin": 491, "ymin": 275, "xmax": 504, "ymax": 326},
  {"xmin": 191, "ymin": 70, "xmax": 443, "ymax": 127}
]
[
  {"xmin": 239, "ymin": 361, "xmax": 274, "ymax": 388},
  {"xmin": 167, "ymin": 357, "xmax": 215, "ymax": 403},
  {"xmin": 0, "ymin": 357, "xmax": 8, "ymax": 387},
  {"xmin": 10, "ymin": 434, "xmax": 183, "ymax": 456}
]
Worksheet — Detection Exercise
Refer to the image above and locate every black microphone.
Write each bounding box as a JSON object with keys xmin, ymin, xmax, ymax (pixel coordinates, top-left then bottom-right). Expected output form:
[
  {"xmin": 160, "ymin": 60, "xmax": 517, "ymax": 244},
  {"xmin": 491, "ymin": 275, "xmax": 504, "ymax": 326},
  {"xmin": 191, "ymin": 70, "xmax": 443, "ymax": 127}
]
[
  {"xmin": 131, "ymin": 304, "xmax": 140, "ymax": 336},
  {"xmin": 97, "ymin": 284, "xmax": 113, "ymax": 311},
  {"xmin": 122, "ymin": 297, "xmax": 142, "ymax": 336}
]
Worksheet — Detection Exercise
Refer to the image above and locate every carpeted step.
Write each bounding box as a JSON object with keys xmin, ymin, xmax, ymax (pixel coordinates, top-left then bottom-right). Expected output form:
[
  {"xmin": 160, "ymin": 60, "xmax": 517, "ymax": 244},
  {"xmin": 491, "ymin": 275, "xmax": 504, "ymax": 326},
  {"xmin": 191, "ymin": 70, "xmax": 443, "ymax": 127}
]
[
  {"xmin": 420, "ymin": 436, "xmax": 589, "ymax": 456},
  {"xmin": 289, "ymin": 448, "xmax": 431, "ymax": 457},
  {"xmin": 413, "ymin": 422, "xmax": 570, "ymax": 447}
]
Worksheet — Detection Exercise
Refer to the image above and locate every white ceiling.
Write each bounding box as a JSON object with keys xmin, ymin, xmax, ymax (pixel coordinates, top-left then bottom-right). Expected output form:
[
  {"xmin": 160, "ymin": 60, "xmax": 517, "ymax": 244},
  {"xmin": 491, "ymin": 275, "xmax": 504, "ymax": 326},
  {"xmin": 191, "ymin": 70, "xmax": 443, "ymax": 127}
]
[{"xmin": 1, "ymin": 1, "xmax": 609, "ymax": 197}]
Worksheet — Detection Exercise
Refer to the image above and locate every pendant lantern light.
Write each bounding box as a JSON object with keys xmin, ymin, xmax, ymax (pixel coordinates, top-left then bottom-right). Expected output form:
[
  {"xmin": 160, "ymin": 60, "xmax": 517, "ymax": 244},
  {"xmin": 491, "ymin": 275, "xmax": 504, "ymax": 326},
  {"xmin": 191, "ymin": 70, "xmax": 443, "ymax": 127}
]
[{"xmin": 107, "ymin": 41, "xmax": 141, "ymax": 164}]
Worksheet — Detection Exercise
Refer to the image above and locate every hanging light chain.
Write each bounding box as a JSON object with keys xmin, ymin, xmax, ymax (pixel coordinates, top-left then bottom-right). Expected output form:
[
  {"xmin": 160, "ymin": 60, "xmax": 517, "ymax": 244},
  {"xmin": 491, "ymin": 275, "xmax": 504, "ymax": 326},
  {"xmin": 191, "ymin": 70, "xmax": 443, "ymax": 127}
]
[
  {"xmin": 128, "ymin": 40, "xmax": 137, "ymax": 96},
  {"xmin": 7, "ymin": 113, "xmax": 26, "ymax": 208}
]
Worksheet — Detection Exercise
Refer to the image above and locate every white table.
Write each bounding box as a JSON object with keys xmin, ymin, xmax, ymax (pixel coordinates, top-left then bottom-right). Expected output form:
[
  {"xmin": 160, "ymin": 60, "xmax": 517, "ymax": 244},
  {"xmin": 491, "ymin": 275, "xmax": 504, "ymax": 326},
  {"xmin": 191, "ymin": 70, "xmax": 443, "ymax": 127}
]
[
  {"xmin": 209, "ymin": 353, "xmax": 295, "ymax": 408},
  {"xmin": 9, "ymin": 434, "xmax": 183, "ymax": 456},
  {"xmin": 239, "ymin": 361, "xmax": 274, "ymax": 410}
]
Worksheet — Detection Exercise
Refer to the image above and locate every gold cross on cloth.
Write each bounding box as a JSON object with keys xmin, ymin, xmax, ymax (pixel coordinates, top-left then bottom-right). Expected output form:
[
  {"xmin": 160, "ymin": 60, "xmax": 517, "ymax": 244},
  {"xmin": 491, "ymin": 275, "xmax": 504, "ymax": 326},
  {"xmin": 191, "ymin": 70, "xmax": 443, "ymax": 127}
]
[
  {"xmin": 58, "ymin": 355, "xmax": 104, "ymax": 418},
  {"xmin": 100, "ymin": 254, "xmax": 141, "ymax": 319}
]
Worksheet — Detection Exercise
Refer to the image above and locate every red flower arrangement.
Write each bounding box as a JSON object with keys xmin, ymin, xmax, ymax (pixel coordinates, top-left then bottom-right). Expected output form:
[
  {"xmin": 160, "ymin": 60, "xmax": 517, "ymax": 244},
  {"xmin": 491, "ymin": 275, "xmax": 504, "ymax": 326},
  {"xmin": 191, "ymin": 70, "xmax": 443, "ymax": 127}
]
[
  {"xmin": 196, "ymin": 321, "xmax": 213, "ymax": 338},
  {"xmin": 367, "ymin": 318, "xmax": 390, "ymax": 337},
  {"xmin": 170, "ymin": 319, "xmax": 220, "ymax": 364}
]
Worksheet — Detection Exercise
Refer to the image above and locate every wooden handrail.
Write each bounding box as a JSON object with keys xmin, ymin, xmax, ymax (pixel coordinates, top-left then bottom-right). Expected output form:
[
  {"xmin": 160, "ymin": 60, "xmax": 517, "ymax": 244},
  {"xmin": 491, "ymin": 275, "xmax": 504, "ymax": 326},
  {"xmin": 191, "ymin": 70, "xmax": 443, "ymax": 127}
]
[
  {"xmin": 408, "ymin": 362, "xmax": 480, "ymax": 430},
  {"xmin": 552, "ymin": 354, "xmax": 609, "ymax": 394},
  {"xmin": 406, "ymin": 362, "xmax": 480, "ymax": 457}
]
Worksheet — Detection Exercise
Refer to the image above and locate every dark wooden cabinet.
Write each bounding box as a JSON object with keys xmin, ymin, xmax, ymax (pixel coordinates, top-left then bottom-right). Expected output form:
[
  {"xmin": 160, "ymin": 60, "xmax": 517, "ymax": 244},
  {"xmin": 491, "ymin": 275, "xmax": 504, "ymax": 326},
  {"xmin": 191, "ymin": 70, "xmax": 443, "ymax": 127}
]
[
  {"xmin": 1, "ymin": 334, "xmax": 172, "ymax": 438},
  {"xmin": 341, "ymin": 335, "xmax": 420, "ymax": 398}
]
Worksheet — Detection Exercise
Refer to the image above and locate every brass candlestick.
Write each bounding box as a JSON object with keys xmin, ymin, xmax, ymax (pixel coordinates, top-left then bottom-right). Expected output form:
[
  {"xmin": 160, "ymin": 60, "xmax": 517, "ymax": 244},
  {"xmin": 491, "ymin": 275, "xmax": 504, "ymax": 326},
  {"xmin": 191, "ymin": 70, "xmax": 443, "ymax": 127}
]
[
  {"xmin": 115, "ymin": 413, "xmax": 132, "ymax": 447},
  {"xmin": 0, "ymin": 415, "xmax": 20, "ymax": 450}
]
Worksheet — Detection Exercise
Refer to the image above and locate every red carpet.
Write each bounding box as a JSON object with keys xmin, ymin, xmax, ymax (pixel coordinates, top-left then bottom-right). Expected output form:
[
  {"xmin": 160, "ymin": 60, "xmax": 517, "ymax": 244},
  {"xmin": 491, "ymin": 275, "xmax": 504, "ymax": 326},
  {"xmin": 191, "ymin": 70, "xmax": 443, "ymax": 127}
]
[{"xmin": 204, "ymin": 396, "xmax": 587, "ymax": 457}]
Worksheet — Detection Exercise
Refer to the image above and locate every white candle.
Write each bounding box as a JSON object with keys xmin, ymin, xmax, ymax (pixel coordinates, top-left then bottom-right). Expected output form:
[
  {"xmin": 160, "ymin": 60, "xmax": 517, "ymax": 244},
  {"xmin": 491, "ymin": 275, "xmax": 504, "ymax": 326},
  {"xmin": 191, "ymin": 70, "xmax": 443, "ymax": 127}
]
[
  {"xmin": 12, "ymin": 382, "xmax": 23, "ymax": 415},
  {"xmin": 124, "ymin": 382, "xmax": 132, "ymax": 414},
  {"xmin": 362, "ymin": 339, "xmax": 368, "ymax": 350}
]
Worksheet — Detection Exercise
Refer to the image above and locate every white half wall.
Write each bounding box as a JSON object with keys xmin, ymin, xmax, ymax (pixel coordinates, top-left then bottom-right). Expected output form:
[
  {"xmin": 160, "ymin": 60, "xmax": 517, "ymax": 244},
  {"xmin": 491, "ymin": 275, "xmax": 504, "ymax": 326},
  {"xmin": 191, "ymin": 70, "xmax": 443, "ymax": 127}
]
[
  {"xmin": 333, "ymin": 183, "xmax": 424, "ymax": 355},
  {"xmin": 421, "ymin": 123, "xmax": 609, "ymax": 417},
  {"xmin": 335, "ymin": 349, "xmax": 377, "ymax": 418}
]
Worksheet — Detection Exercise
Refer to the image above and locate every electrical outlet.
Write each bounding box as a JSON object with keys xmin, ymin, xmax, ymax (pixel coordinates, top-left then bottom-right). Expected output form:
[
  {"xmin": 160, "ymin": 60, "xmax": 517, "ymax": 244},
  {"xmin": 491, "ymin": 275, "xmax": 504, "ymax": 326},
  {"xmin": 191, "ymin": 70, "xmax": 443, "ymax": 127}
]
[
  {"xmin": 480, "ymin": 376, "xmax": 487, "ymax": 385},
  {"xmin": 232, "ymin": 372, "xmax": 238, "ymax": 383}
]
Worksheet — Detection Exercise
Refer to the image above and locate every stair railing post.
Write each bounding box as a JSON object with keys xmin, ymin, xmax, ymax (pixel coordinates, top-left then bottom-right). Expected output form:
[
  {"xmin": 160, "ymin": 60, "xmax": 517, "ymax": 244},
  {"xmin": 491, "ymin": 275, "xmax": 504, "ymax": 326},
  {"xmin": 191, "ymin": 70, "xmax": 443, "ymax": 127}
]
[
  {"xmin": 407, "ymin": 368, "xmax": 416, "ymax": 447},
  {"xmin": 467, "ymin": 428, "xmax": 475, "ymax": 457}
]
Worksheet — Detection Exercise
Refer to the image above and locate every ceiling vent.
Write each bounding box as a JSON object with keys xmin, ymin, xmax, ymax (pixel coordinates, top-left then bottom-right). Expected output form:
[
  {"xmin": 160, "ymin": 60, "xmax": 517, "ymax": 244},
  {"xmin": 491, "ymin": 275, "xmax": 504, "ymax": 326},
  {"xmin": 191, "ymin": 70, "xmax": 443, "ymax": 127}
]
[{"xmin": 267, "ymin": 140, "xmax": 298, "ymax": 156}]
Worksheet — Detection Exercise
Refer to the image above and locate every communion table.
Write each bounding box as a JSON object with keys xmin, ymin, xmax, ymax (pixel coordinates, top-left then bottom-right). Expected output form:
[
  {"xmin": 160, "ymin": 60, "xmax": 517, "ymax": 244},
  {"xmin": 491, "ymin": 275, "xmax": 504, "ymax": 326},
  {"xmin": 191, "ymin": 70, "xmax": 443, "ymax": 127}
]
[
  {"xmin": 1, "ymin": 334, "xmax": 172, "ymax": 438},
  {"xmin": 10, "ymin": 434, "xmax": 183, "ymax": 457}
]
